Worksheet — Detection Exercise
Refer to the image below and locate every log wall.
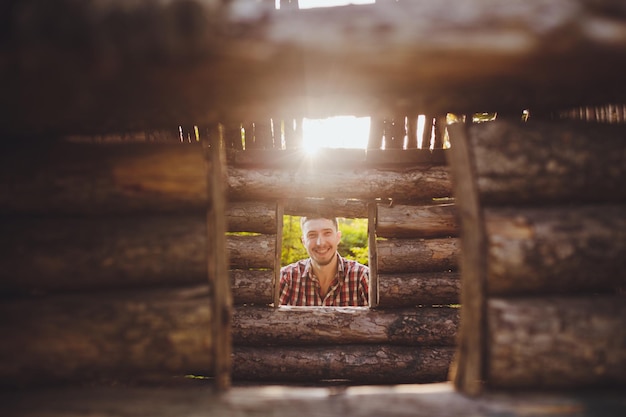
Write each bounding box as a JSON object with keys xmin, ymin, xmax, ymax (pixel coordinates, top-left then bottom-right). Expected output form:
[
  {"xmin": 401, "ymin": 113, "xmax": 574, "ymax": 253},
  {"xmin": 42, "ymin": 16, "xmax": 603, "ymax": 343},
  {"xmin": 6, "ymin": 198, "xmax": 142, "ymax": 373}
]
[
  {"xmin": 448, "ymin": 120, "xmax": 626, "ymax": 394},
  {"xmin": 0, "ymin": 136, "xmax": 460, "ymax": 387},
  {"xmin": 224, "ymin": 146, "xmax": 460, "ymax": 384}
]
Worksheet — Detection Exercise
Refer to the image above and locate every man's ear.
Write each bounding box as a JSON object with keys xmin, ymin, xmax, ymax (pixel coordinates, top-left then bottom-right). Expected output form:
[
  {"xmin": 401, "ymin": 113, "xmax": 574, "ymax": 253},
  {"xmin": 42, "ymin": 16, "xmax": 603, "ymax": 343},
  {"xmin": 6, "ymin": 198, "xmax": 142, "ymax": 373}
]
[{"xmin": 337, "ymin": 230, "xmax": 342, "ymax": 241}]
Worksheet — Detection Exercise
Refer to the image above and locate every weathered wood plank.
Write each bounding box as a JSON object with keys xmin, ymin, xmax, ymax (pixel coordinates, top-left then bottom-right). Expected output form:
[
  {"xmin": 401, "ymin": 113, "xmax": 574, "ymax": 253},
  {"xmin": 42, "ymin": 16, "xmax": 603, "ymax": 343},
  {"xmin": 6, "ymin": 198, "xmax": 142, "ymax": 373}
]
[
  {"xmin": 376, "ymin": 238, "xmax": 459, "ymax": 273},
  {"xmin": 488, "ymin": 295, "xmax": 626, "ymax": 389},
  {"xmin": 469, "ymin": 121, "xmax": 626, "ymax": 205},
  {"xmin": 378, "ymin": 272, "xmax": 461, "ymax": 307},
  {"xmin": 0, "ymin": 286, "xmax": 213, "ymax": 388},
  {"xmin": 446, "ymin": 121, "xmax": 488, "ymax": 396},
  {"xmin": 377, "ymin": 203, "xmax": 458, "ymax": 238},
  {"xmin": 485, "ymin": 205, "xmax": 626, "ymax": 295},
  {"xmin": 4, "ymin": 1, "xmax": 626, "ymax": 133},
  {"xmin": 207, "ymin": 128, "xmax": 232, "ymax": 391},
  {"xmin": 232, "ymin": 306, "xmax": 459, "ymax": 346},
  {"xmin": 0, "ymin": 141, "xmax": 207, "ymax": 215},
  {"xmin": 233, "ymin": 345, "xmax": 455, "ymax": 384},
  {"xmin": 227, "ymin": 166, "xmax": 452, "ymax": 202}
]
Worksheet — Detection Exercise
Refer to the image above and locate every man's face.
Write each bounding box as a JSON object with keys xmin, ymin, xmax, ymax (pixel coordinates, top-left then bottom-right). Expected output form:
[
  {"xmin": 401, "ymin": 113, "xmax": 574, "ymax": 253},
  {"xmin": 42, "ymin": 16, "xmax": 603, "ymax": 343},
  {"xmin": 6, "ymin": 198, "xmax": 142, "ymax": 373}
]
[{"xmin": 301, "ymin": 218, "xmax": 342, "ymax": 267}]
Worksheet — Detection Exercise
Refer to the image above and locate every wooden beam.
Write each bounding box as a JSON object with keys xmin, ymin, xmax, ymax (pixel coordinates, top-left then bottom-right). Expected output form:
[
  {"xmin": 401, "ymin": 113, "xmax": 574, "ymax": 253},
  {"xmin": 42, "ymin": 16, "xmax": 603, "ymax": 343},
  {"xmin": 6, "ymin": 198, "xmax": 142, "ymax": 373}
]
[
  {"xmin": 0, "ymin": 286, "xmax": 213, "ymax": 388},
  {"xmin": 485, "ymin": 205, "xmax": 626, "ymax": 296},
  {"xmin": 207, "ymin": 125, "xmax": 232, "ymax": 391},
  {"xmin": 378, "ymin": 272, "xmax": 461, "ymax": 307},
  {"xmin": 377, "ymin": 202, "xmax": 458, "ymax": 238},
  {"xmin": 227, "ymin": 166, "xmax": 452, "ymax": 201},
  {"xmin": 376, "ymin": 238, "xmax": 459, "ymax": 274},
  {"xmin": 446, "ymin": 121, "xmax": 488, "ymax": 396},
  {"xmin": 232, "ymin": 306, "xmax": 459, "ymax": 347},
  {"xmin": 468, "ymin": 121, "xmax": 626, "ymax": 205},
  {"xmin": 4, "ymin": 1, "xmax": 626, "ymax": 133},
  {"xmin": 488, "ymin": 295, "xmax": 626, "ymax": 389},
  {"xmin": 233, "ymin": 345, "xmax": 455, "ymax": 384}
]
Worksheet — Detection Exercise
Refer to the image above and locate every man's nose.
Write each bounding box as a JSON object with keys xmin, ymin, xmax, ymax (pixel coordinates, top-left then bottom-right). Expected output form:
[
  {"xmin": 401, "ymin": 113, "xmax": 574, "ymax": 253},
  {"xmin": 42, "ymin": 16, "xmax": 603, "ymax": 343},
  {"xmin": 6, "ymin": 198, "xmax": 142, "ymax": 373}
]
[{"xmin": 316, "ymin": 235, "xmax": 322, "ymax": 245}]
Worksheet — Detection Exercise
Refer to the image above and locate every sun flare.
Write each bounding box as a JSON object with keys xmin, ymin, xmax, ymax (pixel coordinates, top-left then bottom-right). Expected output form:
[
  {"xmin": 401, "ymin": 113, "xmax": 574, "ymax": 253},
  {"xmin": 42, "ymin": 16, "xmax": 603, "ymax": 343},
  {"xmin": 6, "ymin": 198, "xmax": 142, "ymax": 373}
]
[{"xmin": 302, "ymin": 116, "xmax": 371, "ymax": 154}]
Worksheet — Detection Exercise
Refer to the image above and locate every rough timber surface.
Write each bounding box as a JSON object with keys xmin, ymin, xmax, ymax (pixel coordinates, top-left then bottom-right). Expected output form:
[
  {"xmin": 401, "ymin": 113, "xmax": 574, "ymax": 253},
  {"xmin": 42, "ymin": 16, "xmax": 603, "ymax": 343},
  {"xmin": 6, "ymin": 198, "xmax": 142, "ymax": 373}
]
[
  {"xmin": 4, "ymin": 0, "xmax": 626, "ymax": 134},
  {"xmin": 3, "ymin": 383, "xmax": 626, "ymax": 417}
]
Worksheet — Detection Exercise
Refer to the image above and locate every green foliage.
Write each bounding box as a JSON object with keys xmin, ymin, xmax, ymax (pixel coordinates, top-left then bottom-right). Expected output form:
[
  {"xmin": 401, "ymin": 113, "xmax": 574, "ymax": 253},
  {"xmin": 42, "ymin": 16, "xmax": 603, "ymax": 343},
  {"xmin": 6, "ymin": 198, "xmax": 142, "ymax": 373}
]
[{"xmin": 281, "ymin": 216, "xmax": 369, "ymax": 266}]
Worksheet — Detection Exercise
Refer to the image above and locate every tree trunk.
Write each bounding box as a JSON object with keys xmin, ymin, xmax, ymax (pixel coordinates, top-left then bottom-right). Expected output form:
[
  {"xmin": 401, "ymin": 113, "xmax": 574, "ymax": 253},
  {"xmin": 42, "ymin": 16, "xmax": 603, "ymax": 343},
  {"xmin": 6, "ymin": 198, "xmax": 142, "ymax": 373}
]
[
  {"xmin": 0, "ymin": 286, "xmax": 213, "ymax": 388},
  {"xmin": 227, "ymin": 166, "xmax": 452, "ymax": 201},
  {"xmin": 232, "ymin": 306, "xmax": 459, "ymax": 346},
  {"xmin": 233, "ymin": 345, "xmax": 455, "ymax": 384},
  {"xmin": 488, "ymin": 295, "xmax": 626, "ymax": 389},
  {"xmin": 376, "ymin": 238, "xmax": 459, "ymax": 273},
  {"xmin": 377, "ymin": 203, "xmax": 458, "ymax": 238},
  {"xmin": 378, "ymin": 272, "xmax": 461, "ymax": 307},
  {"xmin": 469, "ymin": 121, "xmax": 626, "ymax": 204},
  {"xmin": 485, "ymin": 205, "xmax": 626, "ymax": 295}
]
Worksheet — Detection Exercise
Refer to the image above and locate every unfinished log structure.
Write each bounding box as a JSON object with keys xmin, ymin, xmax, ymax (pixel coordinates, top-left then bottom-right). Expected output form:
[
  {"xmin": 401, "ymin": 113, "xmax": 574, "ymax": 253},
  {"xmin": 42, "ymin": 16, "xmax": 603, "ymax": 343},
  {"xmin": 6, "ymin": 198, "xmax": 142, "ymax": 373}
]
[{"xmin": 1, "ymin": 0, "xmax": 626, "ymax": 410}]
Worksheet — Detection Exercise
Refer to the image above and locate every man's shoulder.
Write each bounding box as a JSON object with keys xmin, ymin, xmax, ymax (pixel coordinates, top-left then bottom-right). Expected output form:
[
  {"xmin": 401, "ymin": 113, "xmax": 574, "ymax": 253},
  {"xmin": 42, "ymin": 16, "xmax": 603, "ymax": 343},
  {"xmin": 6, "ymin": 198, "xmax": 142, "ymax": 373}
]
[
  {"xmin": 280, "ymin": 259, "xmax": 309, "ymax": 273},
  {"xmin": 340, "ymin": 256, "xmax": 369, "ymax": 272}
]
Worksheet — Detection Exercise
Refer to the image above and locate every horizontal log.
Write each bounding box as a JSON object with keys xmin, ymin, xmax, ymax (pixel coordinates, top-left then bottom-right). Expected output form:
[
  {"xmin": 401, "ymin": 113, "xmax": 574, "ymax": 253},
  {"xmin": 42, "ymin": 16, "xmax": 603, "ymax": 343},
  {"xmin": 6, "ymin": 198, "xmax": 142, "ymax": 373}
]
[
  {"xmin": 227, "ymin": 201, "xmax": 277, "ymax": 234},
  {"xmin": 485, "ymin": 205, "xmax": 626, "ymax": 295},
  {"xmin": 4, "ymin": 1, "xmax": 626, "ymax": 133},
  {"xmin": 488, "ymin": 295, "xmax": 626, "ymax": 389},
  {"xmin": 378, "ymin": 272, "xmax": 461, "ymax": 307},
  {"xmin": 232, "ymin": 306, "xmax": 459, "ymax": 346},
  {"xmin": 0, "ymin": 141, "xmax": 207, "ymax": 215},
  {"xmin": 233, "ymin": 345, "xmax": 455, "ymax": 384},
  {"xmin": 227, "ymin": 166, "xmax": 452, "ymax": 201},
  {"xmin": 377, "ymin": 203, "xmax": 458, "ymax": 238},
  {"xmin": 285, "ymin": 198, "xmax": 368, "ymax": 219},
  {"xmin": 227, "ymin": 234, "xmax": 275, "ymax": 270},
  {"xmin": 231, "ymin": 269, "xmax": 273, "ymax": 306},
  {"xmin": 0, "ymin": 215, "xmax": 208, "ymax": 295},
  {"xmin": 376, "ymin": 238, "xmax": 459, "ymax": 273},
  {"xmin": 0, "ymin": 286, "xmax": 213, "ymax": 387},
  {"xmin": 468, "ymin": 121, "xmax": 626, "ymax": 204}
]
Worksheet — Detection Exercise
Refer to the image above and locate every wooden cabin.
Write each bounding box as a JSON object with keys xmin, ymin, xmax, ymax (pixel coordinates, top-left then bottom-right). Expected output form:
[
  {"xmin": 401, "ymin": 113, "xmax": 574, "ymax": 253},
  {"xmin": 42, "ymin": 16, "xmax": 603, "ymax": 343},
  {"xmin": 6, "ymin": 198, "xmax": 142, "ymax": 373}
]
[{"xmin": 2, "ymin": 1, "xmax": 625, "ymax": 416}]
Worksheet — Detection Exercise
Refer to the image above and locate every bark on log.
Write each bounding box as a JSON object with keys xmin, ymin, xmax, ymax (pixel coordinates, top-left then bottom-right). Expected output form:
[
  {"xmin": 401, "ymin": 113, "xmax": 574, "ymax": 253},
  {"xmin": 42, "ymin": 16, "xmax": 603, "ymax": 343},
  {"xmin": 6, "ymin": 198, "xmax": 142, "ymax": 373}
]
[
  {"xmin": 232, "ymin": 306, "xmax": 459, "ymax": 346},
  {"xmin": 228, "ymin": 234, "xmax": 276, "ymax": 270},
  {"xmin": 377, "ymin": 203, "xmax": 458, "ymax": 238},
  {"xmin": 233, "ymin": 345, "xmax": 455, "ymax": 384},
  {"xmin": 232, "ymin": 270, "xmax": 273, "ymax": 306},
  {"xmin": 0, "ymin": 215, "xmax": 208, "ymax": 295},
  {"xmin": 488, "ymin": 295, "xmax": 626, "ymax": 389},
  {"xmin": 378, "ymin": 272, "xmax": 461, "ymax": 307},
  {"xmin": 5, "ymin": 1, "xmax": 626, "ymax": 134},
  {"xmin": 0, "ymin": 286, "xmax": 213, "ymax": 388},
  {"xmin": 227, "ymin": 201, "xmax": 277, "ymax": 234},
  {"xmin": 376, "ymin": 238, "xmax": 459, "ymax": 273},
  {"xmin": 227, "ymin": 166, "xmax": 452, "ymax": 201},
  {"xmin": 485, "ymin": 205, "xmax": 626, "ymax": 295},
  {"xmin": 468, "ymin": 121, "xmax": 626, "ymax": 204},
  {"xmin": 285, "ymin": 198, "xmax": 368, "ymax": 219},
  {"xmin": 0, "ymin": 141, "xmax": 207, "ymax": 215}
]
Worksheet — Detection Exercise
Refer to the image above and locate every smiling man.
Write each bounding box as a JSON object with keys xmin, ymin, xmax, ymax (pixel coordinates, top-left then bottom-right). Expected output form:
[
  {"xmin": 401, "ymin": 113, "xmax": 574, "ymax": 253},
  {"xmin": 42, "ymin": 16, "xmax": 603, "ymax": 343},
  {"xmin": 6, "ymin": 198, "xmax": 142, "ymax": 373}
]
[{"xmin": 279, "ymin": 216, "xmax": 369, "ymax": 306}]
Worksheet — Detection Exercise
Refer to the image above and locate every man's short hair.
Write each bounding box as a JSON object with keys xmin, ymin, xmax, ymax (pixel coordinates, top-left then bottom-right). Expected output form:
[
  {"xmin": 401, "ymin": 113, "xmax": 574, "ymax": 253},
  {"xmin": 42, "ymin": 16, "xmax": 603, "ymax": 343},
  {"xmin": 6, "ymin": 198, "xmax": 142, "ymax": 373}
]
[{"xmin": 300, "ymin": 216, "xmax": 339, "ymax": 231}]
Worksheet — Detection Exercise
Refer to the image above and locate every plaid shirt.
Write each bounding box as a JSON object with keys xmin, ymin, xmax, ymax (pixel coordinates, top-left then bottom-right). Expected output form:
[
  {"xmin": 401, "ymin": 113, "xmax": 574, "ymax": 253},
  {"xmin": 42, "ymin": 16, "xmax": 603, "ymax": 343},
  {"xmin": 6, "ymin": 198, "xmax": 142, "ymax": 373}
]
[{"xmin": 279, "ymin": 253, "xmax": 369, "ymax": 306}]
